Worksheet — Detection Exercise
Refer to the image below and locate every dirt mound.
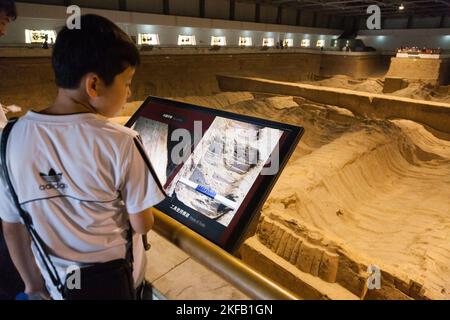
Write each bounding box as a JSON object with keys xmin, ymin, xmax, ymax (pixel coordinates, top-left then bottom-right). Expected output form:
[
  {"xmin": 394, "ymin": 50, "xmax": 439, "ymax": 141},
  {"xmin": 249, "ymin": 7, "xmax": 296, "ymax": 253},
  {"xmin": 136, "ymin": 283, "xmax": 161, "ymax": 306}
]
[
  {"xmin": 114, "ymin": 92, "xmax": 449, "ymax": 299},
  {"xmin": 303, "ymin": 75, "xmax": 450, "ymax": 104},
  {"xmin": 392, "ymin": 82, "xmax": 450, "ymax": 103},
  {"xmin": 171, "ymin": 92, "xmax": 450, "ymax": 299},
  {"xmin": 303, "ymin": 75, "xmax": 384, "ymax": 94}
]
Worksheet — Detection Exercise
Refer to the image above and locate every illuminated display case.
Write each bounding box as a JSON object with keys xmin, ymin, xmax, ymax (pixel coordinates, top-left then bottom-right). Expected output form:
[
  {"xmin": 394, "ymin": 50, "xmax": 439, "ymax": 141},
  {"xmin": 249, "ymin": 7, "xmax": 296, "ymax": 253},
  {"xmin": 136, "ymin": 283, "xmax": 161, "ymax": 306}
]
[
  {"xmin": 316, "ymin": 40, "xmax": 325, "ymax": 47},
  {"xmin": 301, "ymin": 39, "xmax": 311, "ymax": 47},
  {"xmin": 178, "ymin": 35, "xmax": 196, "ymax": 46},
  {"xmin": 138, "ymin": 33, "xmax": 160, "ymax": 46},
  {"xmin": 262, "ymin": 38, "xmax": 275, "ymax": 47},
  {"xmin": 211, "ymin": 36, "xmax": 227, "ymax": 46},
  {"xmin": 25, "ymin": 29, "xmax": 56, "ymax": 44},
  {"xmin": 239, "ymin": 36, "xmax": 252, "ymax": 47},
  {"xmin": 283, "ymin": 39, "xmax": 294, "ymax": 47},
  {"xmin": 126, "ymin": 97, "xmax": 304, "ymax": 252}
]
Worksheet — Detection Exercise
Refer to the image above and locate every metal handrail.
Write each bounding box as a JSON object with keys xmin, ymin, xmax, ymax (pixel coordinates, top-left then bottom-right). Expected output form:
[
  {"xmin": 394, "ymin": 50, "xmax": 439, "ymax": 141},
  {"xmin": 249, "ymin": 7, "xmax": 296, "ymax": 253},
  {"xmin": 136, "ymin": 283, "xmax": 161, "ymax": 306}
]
[{"xmin": 152, "ymin": 208, "xmax": 300, "ymax": 300}]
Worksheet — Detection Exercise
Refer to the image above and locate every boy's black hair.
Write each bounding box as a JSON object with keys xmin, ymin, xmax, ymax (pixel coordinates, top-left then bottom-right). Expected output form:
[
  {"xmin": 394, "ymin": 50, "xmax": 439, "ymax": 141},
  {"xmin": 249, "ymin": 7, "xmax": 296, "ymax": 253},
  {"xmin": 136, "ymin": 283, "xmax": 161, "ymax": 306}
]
[
  {"xmin": 52, "ymin": 14, "xmax": 140, "ymax": 89},
  {"xmin": 0, "ymin": 0, "xmax": 17, "ymax": 20}
]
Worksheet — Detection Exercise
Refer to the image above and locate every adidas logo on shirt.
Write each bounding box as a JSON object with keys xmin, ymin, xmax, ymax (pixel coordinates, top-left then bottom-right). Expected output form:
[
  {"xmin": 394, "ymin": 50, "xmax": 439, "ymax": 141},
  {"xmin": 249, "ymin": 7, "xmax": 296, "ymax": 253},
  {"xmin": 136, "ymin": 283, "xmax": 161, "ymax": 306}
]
[{"xmin": 39, "ymin": 168, "xmax": 67, "ymax": 191}]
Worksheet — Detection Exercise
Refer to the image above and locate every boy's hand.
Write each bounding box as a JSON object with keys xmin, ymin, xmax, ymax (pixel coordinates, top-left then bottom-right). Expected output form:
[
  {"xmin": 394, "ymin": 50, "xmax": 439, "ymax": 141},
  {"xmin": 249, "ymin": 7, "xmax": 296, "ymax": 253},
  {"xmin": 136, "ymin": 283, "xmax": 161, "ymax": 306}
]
[
  {"xmin": 25, "ymin": 276, "xmax": 51, "ymax": 300},
  {"xmin": 3, "ymin": 222, "xmax": 52, "ymax": 300},
  {"xmin": 25, "ymin": 288, "xmax": 51, "ymax": 300}
]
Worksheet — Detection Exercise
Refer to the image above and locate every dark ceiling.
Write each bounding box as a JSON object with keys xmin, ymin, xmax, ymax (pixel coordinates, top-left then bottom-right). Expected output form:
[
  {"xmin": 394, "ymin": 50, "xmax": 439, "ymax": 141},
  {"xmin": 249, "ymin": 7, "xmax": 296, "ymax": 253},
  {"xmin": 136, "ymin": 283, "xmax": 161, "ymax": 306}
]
[
  {"xmin": 17, "ymin": 0, "xmax": 449, "ymax": 27},
  {"xmin": 244, "ymin": 0, "xmax": 449, "ymax": 17}
]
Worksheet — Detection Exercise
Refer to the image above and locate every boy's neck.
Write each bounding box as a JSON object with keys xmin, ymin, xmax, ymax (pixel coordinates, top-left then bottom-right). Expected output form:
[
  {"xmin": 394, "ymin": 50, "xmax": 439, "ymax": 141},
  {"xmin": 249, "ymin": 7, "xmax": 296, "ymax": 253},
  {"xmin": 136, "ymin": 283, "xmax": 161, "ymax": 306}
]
[{"xmin": 39, "ymin": 89, "xmax": 97, "ymax": 116}]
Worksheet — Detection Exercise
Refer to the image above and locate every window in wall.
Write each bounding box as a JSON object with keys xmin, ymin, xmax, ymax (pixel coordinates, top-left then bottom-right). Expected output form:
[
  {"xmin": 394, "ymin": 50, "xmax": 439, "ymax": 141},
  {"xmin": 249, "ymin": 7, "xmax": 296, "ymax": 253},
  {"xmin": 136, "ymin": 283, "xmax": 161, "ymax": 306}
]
[
  {"xmin": 262, "ymin": 38, "xmax": 274, "ymax": 47},
  {"xmin": 239, "ymin": 36, "xmax": 252, "ymax": 46},
  {"xmin": 25, "ymin": 29, "xmax": 56, "ymax": 44},
  {"xmin": 283, "ymin": 39, "xmax": 294, "ymax": 47},
  {"xmin": 211, "ymin": 36, "xmax": 226, "ymax": 46},
  {"xmin": 138, "ymin": 33, "xmax": 160, "ymax": 46},
  {"xmin": 316, "ymin": 40, "xmax": 325, "ymax": 47},
  {"xmin": 178, "ymin": 35, "xmax": 196, "ymax": 46},
  {"xmin": 301, "ymin": 39, "xmax": 311, "ymax": 47}
]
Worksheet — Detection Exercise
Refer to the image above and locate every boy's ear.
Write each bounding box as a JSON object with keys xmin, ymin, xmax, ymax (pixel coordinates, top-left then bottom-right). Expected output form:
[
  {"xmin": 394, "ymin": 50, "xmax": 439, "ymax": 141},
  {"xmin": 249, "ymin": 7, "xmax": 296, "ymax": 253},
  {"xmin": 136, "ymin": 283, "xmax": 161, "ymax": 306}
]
[{"xmin": 84, "ymin": 73, "xmax": 101, "ymax": 98}]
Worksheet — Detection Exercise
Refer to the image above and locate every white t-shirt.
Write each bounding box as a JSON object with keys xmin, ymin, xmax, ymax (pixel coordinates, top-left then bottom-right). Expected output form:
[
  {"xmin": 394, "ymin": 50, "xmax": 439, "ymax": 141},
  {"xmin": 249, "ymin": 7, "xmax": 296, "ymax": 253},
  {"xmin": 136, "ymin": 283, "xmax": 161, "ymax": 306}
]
[{"xmin": 0, "ymin": 111, "xmax": 166, "ymax": 299}]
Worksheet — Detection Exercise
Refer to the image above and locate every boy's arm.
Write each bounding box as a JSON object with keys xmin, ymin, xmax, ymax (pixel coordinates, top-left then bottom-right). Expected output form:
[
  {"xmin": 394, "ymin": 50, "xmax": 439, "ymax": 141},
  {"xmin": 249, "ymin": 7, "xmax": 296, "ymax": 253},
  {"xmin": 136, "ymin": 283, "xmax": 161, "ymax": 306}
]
[
  {"xmin": 121, "ymin": 136, "xmax": 166, "ymax": 234},
  {"xmin": 128, "ymin": 208, "xmax": 154, "ymax": 235},
  {"xmin": 2, "ymin": 221, "xmax": 50, "ymax": 299}
]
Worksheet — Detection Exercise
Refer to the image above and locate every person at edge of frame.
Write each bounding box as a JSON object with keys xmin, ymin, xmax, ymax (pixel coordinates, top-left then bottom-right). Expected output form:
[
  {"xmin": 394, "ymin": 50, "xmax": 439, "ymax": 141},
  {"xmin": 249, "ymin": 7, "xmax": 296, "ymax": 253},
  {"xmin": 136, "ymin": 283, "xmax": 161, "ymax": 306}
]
[{"xmin": 0, "ymin": 0, "xmax": 26, "ymax": 301}]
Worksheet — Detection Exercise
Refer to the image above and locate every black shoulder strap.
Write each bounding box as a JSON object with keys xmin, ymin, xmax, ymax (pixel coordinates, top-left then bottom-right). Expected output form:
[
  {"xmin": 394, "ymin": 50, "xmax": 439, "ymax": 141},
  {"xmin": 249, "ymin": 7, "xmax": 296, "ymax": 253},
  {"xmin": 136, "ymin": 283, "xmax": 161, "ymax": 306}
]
[{"xmin": 1, "ymin": 119, "xmax": 65, "ymax": 295}]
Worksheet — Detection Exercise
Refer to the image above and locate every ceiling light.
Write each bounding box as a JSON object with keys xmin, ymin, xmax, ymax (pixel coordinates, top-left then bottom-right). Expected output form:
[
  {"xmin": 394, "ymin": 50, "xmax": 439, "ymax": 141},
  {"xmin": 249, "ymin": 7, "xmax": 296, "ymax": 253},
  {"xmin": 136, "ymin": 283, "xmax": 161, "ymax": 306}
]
[{"xmin": 399, "ymin": 3, "xmax": 405, "ymax": 10}]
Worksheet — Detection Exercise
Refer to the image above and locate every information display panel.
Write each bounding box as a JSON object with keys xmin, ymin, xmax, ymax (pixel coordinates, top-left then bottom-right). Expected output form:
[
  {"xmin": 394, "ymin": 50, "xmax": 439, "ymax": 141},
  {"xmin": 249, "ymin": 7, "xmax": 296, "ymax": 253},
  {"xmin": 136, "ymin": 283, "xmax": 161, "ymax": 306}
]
[{"xmin": 126, "ymin": 97, "xmax": 304, "ymax": 252}]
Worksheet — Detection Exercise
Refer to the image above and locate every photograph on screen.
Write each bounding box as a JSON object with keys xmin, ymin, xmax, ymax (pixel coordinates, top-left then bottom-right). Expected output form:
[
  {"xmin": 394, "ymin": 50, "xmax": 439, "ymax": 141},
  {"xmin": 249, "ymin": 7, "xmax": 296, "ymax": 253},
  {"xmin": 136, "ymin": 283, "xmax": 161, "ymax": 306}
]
[{"xmin": 135, "ymin": 116, "xmax": 283, "ymax": 227}]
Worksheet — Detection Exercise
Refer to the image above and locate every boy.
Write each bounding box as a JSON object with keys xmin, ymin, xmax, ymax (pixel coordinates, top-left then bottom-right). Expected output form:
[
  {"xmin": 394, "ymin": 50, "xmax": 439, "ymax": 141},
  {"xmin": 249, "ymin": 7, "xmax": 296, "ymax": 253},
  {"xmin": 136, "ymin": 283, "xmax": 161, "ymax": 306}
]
[{"xmin": 0, "ymin": 14, "xmax": 165, "ymax": 299}]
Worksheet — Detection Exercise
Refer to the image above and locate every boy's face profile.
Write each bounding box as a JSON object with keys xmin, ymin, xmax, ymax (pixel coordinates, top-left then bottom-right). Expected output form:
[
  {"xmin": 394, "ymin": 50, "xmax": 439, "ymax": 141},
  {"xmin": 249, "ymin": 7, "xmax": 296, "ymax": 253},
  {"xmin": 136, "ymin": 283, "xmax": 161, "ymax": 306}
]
[
  {"xmin": 50, "ymin": 15, "xmax": 140, "ymax": 117},
  {"xmin": 0, "ymin": 11, "xmax": 11, "ymax": 37},
  {"xmin": 84, "ymin": 66, "xmax": 135, "ymax": 118}
]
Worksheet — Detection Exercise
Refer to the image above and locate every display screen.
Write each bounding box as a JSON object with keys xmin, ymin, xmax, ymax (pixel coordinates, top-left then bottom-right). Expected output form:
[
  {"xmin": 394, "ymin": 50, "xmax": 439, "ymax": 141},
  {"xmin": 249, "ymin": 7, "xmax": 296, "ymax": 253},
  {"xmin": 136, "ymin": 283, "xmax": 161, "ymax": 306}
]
[{"xmin": 126, "ymin": 97, "xmax": 304, "ymax": 252}]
